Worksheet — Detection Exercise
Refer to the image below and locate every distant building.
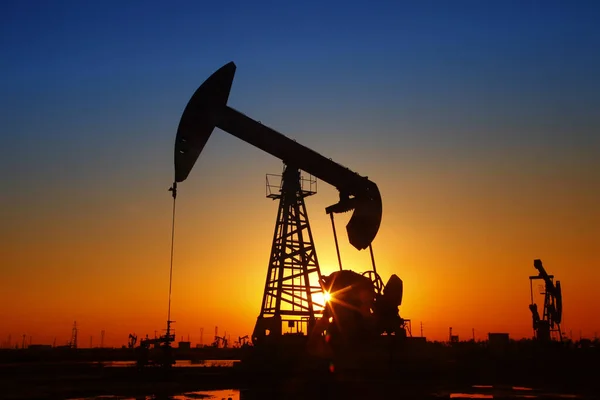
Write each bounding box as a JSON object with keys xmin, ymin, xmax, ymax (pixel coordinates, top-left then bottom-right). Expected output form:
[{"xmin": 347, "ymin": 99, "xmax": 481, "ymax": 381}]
[
  {"xmin": 178, "ymin": 341, "xmax": 191, "ymax": 350},
  {"xmin": 488, "ymin": 333, "xmax": 510, "ymax": 351}
]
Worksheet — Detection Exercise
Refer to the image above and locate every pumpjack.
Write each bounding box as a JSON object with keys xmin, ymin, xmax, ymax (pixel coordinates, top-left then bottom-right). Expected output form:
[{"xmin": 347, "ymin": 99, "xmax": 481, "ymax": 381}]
[
  {"xmin": 128, "ymin": 333, "xmax": 137, "ymax": 349},
  {"xmin": 212, "ymin": 335, "xmax": 228, "ymax": 348},
  {"xmin": 172, "ymin": 62, "xmax": 407, "ymax": 357},
  {"xmin": 529, "ymin": 259, "xmax": 563, "ymax": 342},
  {"xmin": 134, "ymin": 321, "xmax": 176, "ymax": 368},
  {"xmin": 236, "ymin": 335, "xmax": 250, "ymax": 348}
]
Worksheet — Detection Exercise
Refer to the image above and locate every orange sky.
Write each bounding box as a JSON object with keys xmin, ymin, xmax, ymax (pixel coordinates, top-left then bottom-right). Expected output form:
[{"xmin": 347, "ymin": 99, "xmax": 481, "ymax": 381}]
[{"xmin": 2, "ymin": 139, "xmax": 598, "ymax": 348}]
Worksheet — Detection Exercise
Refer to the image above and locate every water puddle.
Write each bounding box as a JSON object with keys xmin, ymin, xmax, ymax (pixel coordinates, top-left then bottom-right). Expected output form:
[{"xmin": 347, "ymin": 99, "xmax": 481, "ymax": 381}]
[
  {"xmin": 92, "ymin": 360, "xmax": 238, "ymax": 368},
  {"xmin": 70, "ymin": 385, "xmax": 586, "ymax": 400},
  {"xmin": 442, "ymin": 385, "xmax": 583, "ymax": 399},
  {"xmin": 68, "ymin": 389, "xmax": 240, "ymax": 400},
  {"xmin": 170, "ymin": 390, "xmax": 240, "ymax": 400}
]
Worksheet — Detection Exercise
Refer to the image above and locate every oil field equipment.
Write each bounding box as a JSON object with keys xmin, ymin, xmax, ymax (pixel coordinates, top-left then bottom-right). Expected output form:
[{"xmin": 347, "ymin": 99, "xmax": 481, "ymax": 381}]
[{"xmin": 171, "ymin": 62, "xmax": 408, "ymax": 352}]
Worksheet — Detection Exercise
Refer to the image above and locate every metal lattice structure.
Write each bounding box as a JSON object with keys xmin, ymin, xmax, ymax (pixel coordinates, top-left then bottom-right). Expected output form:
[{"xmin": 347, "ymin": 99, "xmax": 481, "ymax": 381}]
[
  {"xmin": 252, "ymin": 165, "xmax": 324, "ymax": 344},
  {"xmin": 69, "ymin": 321, "xmax": 78, "ymax": 349}
]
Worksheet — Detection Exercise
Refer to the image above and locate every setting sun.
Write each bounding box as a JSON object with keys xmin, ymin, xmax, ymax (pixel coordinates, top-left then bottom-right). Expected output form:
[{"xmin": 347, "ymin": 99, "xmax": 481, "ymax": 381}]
[{"xmin": 323, "ymin": 291, "xmax": 331, "ymax": 303}]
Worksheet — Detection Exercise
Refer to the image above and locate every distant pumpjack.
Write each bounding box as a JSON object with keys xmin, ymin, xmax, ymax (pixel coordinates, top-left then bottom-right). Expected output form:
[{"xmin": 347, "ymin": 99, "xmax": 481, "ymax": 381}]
[
  {"xmin": 529, "ymin": 259, "xmax": 563, "ymax": 342},
  {"xmin": 213, "ymin": 333, "xmax": 228, "ymax": 348},
  {"xmin": 128, "ymin": 333, "xmax": 137, "ymax": 349},
  {"xmin": 237, "ymin": 335, "xmax": 250, "ymax": 347}
]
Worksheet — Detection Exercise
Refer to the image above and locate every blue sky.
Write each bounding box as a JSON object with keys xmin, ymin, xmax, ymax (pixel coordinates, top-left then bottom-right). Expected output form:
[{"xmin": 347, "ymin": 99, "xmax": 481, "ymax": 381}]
[
  {"xmin": 1, "ymin": 0, "xmax": 598, "ymax": 237},
  {"xmin": 1, "ymin": 0, "xmax": 599, "ymax": 209},
  {"xmin": 0, "ymin": 0, "xmax": 598, "ymax": 230}
]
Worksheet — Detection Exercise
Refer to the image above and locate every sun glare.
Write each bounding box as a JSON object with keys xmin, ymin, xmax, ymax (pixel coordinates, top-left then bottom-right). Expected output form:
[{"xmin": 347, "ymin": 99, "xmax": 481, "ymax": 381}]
[{"xmin": 323, "ymin": 291, "xmax": 331, "ymax": 302}]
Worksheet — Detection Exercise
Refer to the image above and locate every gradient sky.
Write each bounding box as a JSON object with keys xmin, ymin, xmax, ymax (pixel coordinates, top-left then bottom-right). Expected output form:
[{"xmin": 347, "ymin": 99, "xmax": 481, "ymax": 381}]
[{"xmin": 1, "ymin": 0, "xmax": 599, "ymax": 347}]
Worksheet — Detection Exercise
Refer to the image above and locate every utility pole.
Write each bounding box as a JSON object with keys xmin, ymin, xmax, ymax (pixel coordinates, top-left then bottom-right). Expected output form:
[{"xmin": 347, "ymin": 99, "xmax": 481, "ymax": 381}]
[
  {"xmin": 200, "ymin": 327, "xmax": 204, "ymax": 346},
  {"xmin": 100, "ymin": 330, "xmax": 105, "ymax": 348},
  {"xmin": 21, "ymin": 334, "xmax": 26, "ymax": 349}
]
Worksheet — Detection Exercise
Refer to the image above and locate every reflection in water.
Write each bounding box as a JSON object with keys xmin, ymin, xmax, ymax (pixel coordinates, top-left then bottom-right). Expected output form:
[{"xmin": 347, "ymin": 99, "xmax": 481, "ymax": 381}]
[
  {"xmin": 95, "ymin": 360, "xmax": 238, "ymax": 368},
  {"xmin": 69, "ymin": 389, "xmax": 241, "ymax": 400},
  {"xmin": 171, "ymin": 389, "xmax": 240, "ymax": 400},
  {"xmin": 69, "ymin": 385, "xmax": 587, "ymax": 400},
  {"xmin": 444, "ymin": 385, "xmax": 583, "ymax": 399}
]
